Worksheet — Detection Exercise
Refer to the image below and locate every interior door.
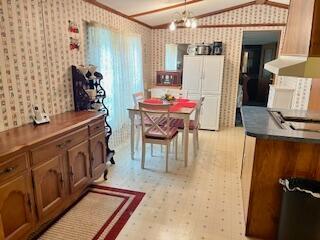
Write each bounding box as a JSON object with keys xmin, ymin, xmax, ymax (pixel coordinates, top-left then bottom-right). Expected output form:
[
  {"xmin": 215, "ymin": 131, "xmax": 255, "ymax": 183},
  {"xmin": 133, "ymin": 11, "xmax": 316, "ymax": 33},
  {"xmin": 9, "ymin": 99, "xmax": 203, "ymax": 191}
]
[
  {"xmin": 0, "ymin": 174, "xmax": 34, "ymax": 240},
  {"xmin": 32, "ymin": 156, "xmax": 65, "ymax": 221},
  {"xmin": 90, "ymin": 132, "xmax": 106, "ymax": 180},
  {"xmin": 200, "ymin": 94, "xmax": 221, "ymax": 130},
  {"xmin": 257, "ymin": 43, "xmax": 277, "ymax": 103},
  {"xmin": 182, "ymin": 56, "xmax": 203, "ymax": 94},
  {"xmin": 67, "ymin": 141, "xmax": 90, "ymax": 193},
  {"xmin": 202, "ymin": 56, "xmax": 224, "ymax": 95}
]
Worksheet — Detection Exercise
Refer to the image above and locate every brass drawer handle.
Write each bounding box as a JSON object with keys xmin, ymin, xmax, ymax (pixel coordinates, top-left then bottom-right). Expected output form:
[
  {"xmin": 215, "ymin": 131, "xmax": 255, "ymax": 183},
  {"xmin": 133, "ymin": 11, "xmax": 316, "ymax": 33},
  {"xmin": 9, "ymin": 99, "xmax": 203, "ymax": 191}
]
[
  {"xmin": 56, "ymin": 139, "xmax": 72, "ymax": 149},
  {"xmin": 0, "ymin": 166, "xmax": 16, "ymax": 175},
  {"xmin": 56, "ymin": 143, "xmax": 65, "ymax": 149},
  {"xmin": 95, "ymin": 126, "xmax": 101, "ymax": 130}
]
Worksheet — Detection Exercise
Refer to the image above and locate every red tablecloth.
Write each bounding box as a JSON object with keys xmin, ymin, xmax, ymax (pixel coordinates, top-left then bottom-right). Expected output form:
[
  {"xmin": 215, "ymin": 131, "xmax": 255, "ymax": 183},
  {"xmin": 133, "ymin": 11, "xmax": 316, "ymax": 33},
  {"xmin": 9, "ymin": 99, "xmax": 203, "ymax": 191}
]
[
  {"xmin": 169, "ymin": 101, "xmax": 197, "ymax": 112},
  {"xmin": 143, "ymin": 99, "xmax": 197, "ymax": 112},
  {"xmin": 143, "ymin": 98, "xmax": 163, "ymax": 104}
]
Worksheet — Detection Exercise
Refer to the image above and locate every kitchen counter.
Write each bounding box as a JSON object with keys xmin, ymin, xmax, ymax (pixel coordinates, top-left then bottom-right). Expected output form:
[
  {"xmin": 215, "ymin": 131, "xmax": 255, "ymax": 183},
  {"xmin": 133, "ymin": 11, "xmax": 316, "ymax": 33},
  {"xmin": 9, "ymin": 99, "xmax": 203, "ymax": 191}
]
[
  {"xmin": 240, "ymin": 106, "xmax": 320, "ymax": 240},
  {"xmin": 241, "ymin": 106, "xmax": 320, "ymax": 143}
]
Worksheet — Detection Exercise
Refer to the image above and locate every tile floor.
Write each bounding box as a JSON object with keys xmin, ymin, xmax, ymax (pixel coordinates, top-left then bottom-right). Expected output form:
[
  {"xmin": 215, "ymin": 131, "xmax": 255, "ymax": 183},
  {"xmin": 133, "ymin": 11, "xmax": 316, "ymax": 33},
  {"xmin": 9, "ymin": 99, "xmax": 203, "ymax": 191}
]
[{"xmin": 100, "ymin": 127, "xmax": 248, "ymax": 240}]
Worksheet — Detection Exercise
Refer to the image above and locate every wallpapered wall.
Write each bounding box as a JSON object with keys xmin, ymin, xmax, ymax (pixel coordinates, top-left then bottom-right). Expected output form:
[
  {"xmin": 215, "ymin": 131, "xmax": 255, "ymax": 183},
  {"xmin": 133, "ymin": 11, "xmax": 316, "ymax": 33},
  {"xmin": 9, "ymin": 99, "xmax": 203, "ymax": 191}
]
[
  {"xmin": 151, "ymin": 4, "xmax": 290, "ymax": 127},
  {"xmin": 0, "ymin": 0, "xmax": 152, "ymax": 132},
  {"xmin": 0, "ymin": 1, "xmax": 312, "ymax": 133}
]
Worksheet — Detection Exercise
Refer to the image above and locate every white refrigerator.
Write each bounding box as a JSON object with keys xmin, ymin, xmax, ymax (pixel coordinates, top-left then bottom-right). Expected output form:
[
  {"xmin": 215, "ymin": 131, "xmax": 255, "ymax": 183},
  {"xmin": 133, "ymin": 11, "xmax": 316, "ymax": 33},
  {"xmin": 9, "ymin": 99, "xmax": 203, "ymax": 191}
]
[{"xmin": 182, "ymin": 55, "xmax": 224, "ymax": 130}]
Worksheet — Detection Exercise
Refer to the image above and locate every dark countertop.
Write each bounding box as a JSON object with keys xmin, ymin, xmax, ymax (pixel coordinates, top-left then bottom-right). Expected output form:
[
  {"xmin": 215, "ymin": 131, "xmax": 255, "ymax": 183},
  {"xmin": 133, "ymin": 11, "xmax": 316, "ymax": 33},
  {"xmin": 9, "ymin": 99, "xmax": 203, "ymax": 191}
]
[{"xmin": 241, "ymin": 106, "xmax": 320, "ymax": 143}]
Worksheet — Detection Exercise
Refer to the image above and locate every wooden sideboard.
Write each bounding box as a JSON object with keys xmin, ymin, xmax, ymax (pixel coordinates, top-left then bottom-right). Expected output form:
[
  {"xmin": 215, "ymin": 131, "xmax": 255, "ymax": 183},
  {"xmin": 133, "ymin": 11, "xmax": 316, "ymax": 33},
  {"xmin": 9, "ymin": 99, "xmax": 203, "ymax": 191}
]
[{"xmin": 0, "ymin": 111, "xmax": 107, "ymax": 239}]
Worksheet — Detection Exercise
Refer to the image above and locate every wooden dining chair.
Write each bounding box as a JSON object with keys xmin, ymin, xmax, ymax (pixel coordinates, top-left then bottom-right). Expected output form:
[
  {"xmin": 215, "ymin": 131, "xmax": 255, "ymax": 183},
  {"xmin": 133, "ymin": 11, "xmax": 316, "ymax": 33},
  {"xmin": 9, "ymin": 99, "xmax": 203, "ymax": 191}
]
[
  {"xmin": 133, "ymin": 92, "xmax": 145, "ymax": 107},
  {"xmin": 139, "ymin": 102, "xmax": 178, "ymax": 172},
  {"xmin": 171, "ymin": 97, "xmax": 205, "ymax": 157},
  {"xmin": 132, "ymin": 92, "xmax": 145, "ymax": 151},
  {"xmin": 132, "ymin": 92, "xmax": 162, "ymax": 155}
]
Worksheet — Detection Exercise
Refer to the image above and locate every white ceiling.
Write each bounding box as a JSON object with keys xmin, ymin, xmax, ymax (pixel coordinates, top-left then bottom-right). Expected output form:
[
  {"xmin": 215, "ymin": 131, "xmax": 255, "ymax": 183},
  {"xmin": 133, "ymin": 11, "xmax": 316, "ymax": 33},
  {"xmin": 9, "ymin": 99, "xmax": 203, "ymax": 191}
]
[{"xmin": 97, "ymin": 0, "xmax": 290, "ymax": 27}]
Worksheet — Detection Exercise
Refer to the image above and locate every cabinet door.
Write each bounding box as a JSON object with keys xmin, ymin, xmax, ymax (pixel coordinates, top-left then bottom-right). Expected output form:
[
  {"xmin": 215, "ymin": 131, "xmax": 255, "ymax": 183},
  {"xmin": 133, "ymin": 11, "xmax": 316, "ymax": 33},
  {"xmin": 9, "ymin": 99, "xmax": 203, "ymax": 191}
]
[
  {"xmin": 202, "ymin": 56, "xmax": 224, "ymax": 95},
  {"xmin": 182, "ymin": 56, "xmax": 203, "ymax": 94},
  {"xmin": 32, "ymin": 156, "xmax": 65, "ymax": 221},
  {"xmin": 200, "ymin": 94, "xmax": 221, "ymax": 130},
  {"xmin": 67, "ymin": 141, "xmax": 90, "ymax": 193},
  {"xmin": 90, "ymin": 132, "xmax": 106, "ymax": 180},
  {"xmin": 0, "ymin": 174, "xmax": 34, "ymax": 240}
]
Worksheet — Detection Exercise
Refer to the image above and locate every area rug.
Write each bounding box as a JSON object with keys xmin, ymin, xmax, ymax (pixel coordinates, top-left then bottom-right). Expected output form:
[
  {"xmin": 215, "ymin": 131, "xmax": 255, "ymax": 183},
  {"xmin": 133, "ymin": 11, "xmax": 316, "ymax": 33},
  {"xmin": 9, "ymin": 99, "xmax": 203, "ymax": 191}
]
[{"xmin": 38, "ymin": 185, "xmax": 145, "ymax": 240}]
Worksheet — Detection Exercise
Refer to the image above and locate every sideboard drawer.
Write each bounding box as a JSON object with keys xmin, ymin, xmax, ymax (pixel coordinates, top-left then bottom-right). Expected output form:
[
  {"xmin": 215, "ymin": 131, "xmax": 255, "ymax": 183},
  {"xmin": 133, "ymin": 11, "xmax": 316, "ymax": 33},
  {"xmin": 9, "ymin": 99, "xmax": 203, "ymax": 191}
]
[
  {"xmin": 0, "ymin": 153, "xmax": 28, "ymax": 183},
  {"xmin": 89, "ymin": 118, "xmax": 105, "ymax": 136},
  {"xmin": 31, "ymin": 127, "xmax": 88, "ymax": 166}
]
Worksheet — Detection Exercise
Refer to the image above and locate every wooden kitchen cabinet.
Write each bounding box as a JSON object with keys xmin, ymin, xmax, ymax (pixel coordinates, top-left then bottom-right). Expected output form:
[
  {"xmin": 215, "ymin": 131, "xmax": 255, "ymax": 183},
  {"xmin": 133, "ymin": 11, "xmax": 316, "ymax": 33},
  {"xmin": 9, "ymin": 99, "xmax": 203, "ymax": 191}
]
[
  {"xmin": 282, "ymin": 0, "xmax": 320, "ymax": 57},
  {"xmin": 32, "ymin": 156, "xmax": 65, "ymax": 222},
  {"xmin": 0, "ymin": 173, "xmax": 35, "ymax": 240},
  {"xmin": 67, "ymin": 141, "xmax": 91, "ymax": 193},
  {"xmin": 90, "ymin": 132, "xmax": 107, "ymax": 180},
  {"xmin": 0, "ymin": 111, "xmax": 107, "ymax": 239}
]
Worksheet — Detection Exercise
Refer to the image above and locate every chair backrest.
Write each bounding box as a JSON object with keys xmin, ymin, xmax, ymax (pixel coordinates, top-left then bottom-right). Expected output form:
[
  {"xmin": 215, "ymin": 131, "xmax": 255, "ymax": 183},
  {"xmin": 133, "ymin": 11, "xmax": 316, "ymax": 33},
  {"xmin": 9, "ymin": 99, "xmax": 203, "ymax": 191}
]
[
  {"xmin": 138, "ymin": 102, "xmax": 171, "ymax": 139},
  {"xmin": 133, "ymin": 92, "xmax": 145, "ymax": 108},
  {"xmin": 194, "ymin": 97, "xmax": 205, "ymax": 127}
]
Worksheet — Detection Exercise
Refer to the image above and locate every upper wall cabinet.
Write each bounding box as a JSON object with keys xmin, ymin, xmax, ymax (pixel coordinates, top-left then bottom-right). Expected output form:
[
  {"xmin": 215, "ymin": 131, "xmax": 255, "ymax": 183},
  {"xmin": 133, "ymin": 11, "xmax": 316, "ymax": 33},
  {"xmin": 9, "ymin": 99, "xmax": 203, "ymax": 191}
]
[{"xmin": 282, "ymin": 0, "xmax": 320, "ymax": 57}]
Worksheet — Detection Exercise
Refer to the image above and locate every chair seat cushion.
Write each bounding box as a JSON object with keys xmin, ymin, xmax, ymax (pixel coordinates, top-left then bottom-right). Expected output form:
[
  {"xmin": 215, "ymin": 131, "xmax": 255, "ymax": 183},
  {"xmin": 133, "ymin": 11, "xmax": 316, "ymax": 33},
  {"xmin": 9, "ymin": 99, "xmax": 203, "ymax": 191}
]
[
  {"xmin": 170, "ymin": 119, "xmax": 197, "ymax": 130},
  {"xmin": 145, "ymin": 126, "xmax": 178, "ymax": 140}
]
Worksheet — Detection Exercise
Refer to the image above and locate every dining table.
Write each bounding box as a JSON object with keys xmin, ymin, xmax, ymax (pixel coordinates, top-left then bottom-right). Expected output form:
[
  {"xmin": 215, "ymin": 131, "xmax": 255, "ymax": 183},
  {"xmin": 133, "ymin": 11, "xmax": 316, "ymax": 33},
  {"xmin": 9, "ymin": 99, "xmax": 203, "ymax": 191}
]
[{"xmin": 127, "ymin": 98, "xmax": 197, "ymax": 167}]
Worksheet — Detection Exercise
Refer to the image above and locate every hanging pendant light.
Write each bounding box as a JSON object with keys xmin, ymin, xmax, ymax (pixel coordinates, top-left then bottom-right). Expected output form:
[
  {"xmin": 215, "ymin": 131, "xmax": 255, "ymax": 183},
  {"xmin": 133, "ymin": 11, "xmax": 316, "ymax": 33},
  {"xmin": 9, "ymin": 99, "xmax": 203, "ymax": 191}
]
[
  {"xmin": 169, "ymin": 21, "xmax": 177, "ymax": 31},
  {"xmin": 191, "ymin": 18, "xmax": 197, "ymax": 28},
  {"xmin": 169, "ymin": 0, "xmax": 198, "ymax": 31}
]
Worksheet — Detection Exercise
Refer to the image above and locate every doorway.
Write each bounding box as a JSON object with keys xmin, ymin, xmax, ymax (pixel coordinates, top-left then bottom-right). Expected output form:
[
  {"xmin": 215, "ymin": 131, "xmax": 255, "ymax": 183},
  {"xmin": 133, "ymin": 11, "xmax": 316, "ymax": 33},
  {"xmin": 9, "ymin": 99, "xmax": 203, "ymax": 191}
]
[{"xmin": 235, "ymin": 30, "xmax": 281, "ymax": 126}]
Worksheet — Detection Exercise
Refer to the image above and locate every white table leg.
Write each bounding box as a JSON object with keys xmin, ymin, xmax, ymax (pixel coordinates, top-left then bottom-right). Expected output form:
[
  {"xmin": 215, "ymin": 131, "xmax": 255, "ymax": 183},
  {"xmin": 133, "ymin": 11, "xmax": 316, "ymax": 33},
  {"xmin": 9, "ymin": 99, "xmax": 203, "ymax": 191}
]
[
  {"xmin": 183, "ymin": 115, "xmax": 190, "ymax": 167},
  {"xmin": 129, "ymin": 111, "xmax": 135, "ymax": 160}
]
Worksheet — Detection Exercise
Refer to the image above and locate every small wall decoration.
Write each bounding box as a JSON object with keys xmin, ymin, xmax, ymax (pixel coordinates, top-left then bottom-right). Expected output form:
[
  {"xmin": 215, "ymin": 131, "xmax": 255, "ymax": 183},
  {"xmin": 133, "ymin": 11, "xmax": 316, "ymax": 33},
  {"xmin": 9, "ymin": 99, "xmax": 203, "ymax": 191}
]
[
  {"xmin": 68, "ymin": 20, "xmax": 79, "ymax": 33},
  {"xmin": 70, "ymin": 37, "xmax": 80, "ymax": 50}
]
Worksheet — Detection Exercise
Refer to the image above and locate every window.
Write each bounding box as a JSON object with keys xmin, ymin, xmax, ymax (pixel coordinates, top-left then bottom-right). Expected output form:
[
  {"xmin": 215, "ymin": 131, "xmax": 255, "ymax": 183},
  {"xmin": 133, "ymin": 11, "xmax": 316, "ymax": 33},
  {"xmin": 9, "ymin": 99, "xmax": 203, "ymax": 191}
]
[{"xmin": 87, "ymin": 23, "xmax": 144, "ymax": 146}]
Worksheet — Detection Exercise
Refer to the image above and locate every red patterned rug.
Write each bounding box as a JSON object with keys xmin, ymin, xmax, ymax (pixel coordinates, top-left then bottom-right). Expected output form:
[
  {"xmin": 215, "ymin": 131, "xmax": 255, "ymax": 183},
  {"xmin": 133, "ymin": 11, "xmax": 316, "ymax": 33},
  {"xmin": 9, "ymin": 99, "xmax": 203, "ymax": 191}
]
[{"xmin": 38, "ymin": 185, "xmax": 145, "ymax": 240}]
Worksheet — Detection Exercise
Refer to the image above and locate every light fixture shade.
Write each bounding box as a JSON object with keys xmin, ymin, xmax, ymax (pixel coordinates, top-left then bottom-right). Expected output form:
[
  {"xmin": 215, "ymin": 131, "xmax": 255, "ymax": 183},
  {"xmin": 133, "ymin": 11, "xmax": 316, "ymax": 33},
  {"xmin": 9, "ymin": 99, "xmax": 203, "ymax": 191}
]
[
  {"xmin": 191, "ymin": 19, "xmax": 197, "ymax": 28},
  {"xmin": 185, "ymin": 18, "xmax": 191, "ymax": 28},
  {"xmin": 169, "ymin": 21, "xmax": 176, "ymax": 31}
]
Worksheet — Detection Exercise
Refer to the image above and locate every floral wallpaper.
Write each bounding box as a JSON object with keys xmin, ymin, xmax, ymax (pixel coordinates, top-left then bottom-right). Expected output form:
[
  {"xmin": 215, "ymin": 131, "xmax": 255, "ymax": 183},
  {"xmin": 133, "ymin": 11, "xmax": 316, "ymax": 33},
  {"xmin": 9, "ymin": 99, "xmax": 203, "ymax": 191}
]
[
  {"xmin": 0, "ymin": 1, "xmax": 312, "ymax": 133},
  {"xmin": 151, "ymin": 4, "xmax": 290, "ymax": 127},
  {"xmin": 0, "ymin": 0, "xmax": 152, "ymax": 132}
]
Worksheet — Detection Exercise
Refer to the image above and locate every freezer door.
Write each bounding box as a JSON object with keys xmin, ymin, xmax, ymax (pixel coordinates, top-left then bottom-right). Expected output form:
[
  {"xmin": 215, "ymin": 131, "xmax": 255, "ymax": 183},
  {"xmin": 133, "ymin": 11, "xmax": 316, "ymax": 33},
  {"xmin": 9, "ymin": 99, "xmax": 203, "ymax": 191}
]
[
  {"xmin": 182, "ymin": 56, "xmax": 203, "ymax": 94},
  {"xmin": 202, "ymin": 56, "xmax": 224, "ymax": 95},
  {"xmin": 200, "ymin": 94, "xmax": 221, "ymax": 130}
]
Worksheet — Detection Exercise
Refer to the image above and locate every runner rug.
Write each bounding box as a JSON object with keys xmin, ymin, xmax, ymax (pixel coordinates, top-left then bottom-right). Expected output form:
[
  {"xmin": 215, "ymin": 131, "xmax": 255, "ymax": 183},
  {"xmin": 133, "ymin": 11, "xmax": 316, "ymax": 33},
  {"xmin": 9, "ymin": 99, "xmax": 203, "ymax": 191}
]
[{"xmin": 38, "ymin": 185, "xmax": 145, "ymax": 240}]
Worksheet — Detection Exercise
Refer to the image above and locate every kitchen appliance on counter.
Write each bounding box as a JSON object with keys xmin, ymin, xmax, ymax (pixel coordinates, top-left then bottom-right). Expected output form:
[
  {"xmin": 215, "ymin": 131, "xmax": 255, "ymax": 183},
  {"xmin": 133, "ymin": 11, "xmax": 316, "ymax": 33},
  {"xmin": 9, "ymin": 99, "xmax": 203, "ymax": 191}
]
[
  {"xmin": 187, "ymin": 42, "xmax": 223, "ymax": 56},
  {"xmin": 211, "ymin": 42, "xmax": 223, "ymax": 55},
  {"xmin": 187, "ymin": 44, "xmax": 197, "ymax": 56},
  {"xmin": 196, "ymin": 43, "xmax": 211, "ymax": 55},
  {"xmin": 269, "ymin": 109, "xmax": 320, "ymax": 132}
]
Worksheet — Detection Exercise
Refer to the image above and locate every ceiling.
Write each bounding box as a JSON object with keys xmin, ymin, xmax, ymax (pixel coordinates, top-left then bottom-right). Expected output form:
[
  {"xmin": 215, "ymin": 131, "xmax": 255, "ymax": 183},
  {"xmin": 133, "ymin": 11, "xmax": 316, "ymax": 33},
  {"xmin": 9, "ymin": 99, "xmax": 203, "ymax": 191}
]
[{"xmin": 96, "ymin": 0, "xmax": 290, "ymax": 27}]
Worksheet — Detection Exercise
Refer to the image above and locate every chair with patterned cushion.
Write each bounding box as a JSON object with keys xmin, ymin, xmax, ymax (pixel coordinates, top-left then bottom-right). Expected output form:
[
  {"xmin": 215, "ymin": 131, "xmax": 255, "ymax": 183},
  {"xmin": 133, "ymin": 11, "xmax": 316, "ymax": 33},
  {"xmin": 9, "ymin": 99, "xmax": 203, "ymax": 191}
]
[
  {"xmin": 171, "ymin": 97, "xmax": 205, "ymax": 157},
  {"xmin": 139, "ymin": 102, "xmax": 178, "ymax": 172}
]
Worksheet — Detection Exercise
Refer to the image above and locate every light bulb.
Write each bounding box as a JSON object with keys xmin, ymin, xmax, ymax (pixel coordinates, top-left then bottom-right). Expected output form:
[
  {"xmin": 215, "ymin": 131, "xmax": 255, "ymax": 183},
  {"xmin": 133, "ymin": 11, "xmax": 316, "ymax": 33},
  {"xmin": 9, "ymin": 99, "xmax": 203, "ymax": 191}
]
[
  {"xmin": 169, "ymin": 21, "xmax": 176, "ymax": 31},
  {"xmin": 191, "ymin": 19, "xmax": 197, "ymax": 29},
  {"xmin": 185, "ymin": 18, "xmax": 191, "ymax": 28}
]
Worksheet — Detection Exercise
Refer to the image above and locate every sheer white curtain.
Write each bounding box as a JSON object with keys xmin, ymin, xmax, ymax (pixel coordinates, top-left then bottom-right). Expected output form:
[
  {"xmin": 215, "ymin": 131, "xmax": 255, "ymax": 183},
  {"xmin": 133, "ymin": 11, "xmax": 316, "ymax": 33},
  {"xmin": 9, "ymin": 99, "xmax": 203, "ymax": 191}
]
[
  {"xmin": 165, "ymin": 44, "xmax": 178, "ymax": 70},
  {"xmin": 87, "ymin": 23, "xmax": 144, "ymax": 147}
]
